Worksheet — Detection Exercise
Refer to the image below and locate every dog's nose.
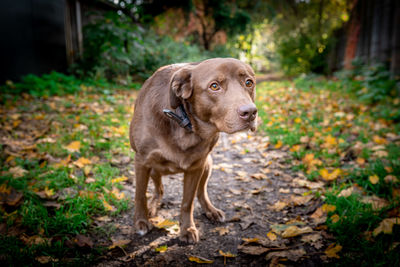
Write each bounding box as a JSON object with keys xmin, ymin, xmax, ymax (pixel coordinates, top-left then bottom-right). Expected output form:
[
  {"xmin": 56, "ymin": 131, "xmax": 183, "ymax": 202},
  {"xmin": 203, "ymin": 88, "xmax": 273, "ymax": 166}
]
[{"xmin": 237, "ymin": 104, "xmax": 257, "ymax": 122}]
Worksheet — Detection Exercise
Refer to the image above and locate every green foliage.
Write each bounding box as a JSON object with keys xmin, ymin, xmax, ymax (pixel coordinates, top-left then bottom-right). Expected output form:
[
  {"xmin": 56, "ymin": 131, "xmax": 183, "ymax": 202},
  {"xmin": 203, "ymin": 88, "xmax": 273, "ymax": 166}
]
[
  {"xmin": 335, "ymin": 61, "xmax": 399, "ymax": 104},
  {"xmin": 76, "ymin": 11, "xmax": 234, "ymax": 81},
  {"xmin": 268, "ymin": 0, "xmax": 350, "ymax": 75},
  {"xmin": 0, "ymin": 72, "xmax": 82, "ymax": 97},
  {"xmin": 325, "ymin": 193, "xmax": 400, "ymax": 266}
]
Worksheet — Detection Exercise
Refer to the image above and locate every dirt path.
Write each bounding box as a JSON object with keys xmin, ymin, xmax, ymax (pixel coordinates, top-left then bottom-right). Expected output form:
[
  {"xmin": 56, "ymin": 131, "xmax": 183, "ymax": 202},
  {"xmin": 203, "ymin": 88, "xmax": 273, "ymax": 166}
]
[{"xmin": 95, "ymin": 132, "xmax": 334, "ymax": 266}]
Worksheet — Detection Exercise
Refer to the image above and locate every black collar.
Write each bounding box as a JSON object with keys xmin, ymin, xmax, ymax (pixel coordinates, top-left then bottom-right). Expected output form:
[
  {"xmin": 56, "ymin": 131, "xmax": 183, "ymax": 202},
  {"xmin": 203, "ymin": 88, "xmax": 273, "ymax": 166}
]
[{"xmin": 163, "ymin": 104, "xmax": 193, "ymax": 132}]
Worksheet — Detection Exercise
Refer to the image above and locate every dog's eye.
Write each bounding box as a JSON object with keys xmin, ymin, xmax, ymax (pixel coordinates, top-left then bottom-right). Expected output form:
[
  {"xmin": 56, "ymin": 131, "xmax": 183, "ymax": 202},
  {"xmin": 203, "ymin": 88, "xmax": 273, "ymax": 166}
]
[
  {"xmin": 209, "ymin": 82, "xmax": 220, "ymax": 91},
  {"xmin": 245, "ymin": 80, "xmax": 254, "ymax": 87}
]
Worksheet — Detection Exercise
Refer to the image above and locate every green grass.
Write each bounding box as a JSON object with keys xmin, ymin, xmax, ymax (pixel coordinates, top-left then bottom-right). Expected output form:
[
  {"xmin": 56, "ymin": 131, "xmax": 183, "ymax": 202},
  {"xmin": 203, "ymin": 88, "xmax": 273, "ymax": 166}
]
[
  {"xmin": 256, "ymin": 76, "xmax": 400, "ymax": 265},
  {"xmin": 0, "ymin": 74, "xmax": 136, "ymax": 264}
]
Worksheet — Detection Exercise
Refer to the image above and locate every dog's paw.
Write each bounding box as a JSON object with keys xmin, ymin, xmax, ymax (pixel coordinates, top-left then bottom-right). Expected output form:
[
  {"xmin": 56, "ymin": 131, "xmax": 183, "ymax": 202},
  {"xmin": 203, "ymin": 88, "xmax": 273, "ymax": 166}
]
[
  {"xmin": 205, "ymin": 207, "xmax": 225, "ymax": 222},
  {"xmin": 135, "ymin": 218, "xmax": 152, "ymax": 236},
  {"xmin": 179, "ymin": 226, "xmax": 199, "ymax": 243}
]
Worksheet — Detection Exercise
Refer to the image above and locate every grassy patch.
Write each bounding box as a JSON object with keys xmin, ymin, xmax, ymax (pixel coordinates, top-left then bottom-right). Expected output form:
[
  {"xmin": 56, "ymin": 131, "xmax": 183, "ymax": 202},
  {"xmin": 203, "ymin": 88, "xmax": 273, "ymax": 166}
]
[
  {"xmin": 0, "ymin": 75, "xmax": 136, "ymax": 264},
  {"xmin": 256, "ymin": 76, "xmax": 400, "ymax": 265}
]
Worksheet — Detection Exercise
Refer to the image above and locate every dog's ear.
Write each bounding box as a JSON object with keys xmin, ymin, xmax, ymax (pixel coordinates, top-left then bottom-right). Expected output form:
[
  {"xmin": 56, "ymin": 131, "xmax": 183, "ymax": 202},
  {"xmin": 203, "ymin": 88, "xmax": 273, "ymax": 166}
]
[{"xmin": 169, "ymin": 67, "xmax": 193, "ymax": 109}]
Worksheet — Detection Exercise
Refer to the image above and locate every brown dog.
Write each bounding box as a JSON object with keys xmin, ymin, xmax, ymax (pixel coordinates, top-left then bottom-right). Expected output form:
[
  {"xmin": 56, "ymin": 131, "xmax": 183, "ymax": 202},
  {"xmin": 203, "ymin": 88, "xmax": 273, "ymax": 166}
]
[{"xmin": 129, "ymin": 58, "xmax": 257, "ymax": 243}]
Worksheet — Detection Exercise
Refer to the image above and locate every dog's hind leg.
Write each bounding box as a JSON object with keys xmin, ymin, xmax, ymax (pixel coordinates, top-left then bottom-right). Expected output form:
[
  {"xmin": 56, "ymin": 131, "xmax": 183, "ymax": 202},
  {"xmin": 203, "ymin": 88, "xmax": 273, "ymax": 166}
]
[
  {"xmin": 197, "ymin": 155, "xmax": 225, "ymax": 222},
  {"xmin": 148, "ymin": 169, "xmax": 164, "ymax": 217},
  {"xmin": 134, "ymin": 159, "xmax": 152, "ymax": 235}
]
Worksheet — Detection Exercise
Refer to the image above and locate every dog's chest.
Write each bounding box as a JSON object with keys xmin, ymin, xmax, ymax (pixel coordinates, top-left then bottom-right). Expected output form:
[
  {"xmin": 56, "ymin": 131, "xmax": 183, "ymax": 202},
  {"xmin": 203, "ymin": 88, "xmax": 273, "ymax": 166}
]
[{"xmin": 145, "ymin": 137, "xmax": 217, "ymax": 174}]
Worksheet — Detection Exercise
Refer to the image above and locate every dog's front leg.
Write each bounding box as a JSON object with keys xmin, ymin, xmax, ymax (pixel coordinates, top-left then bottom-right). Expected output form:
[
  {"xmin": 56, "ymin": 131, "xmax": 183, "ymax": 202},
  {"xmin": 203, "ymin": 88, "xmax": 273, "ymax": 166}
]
[
  {"xmin": 134, "ymin": 159, "xmax": 152, "ymax": 235},
  {"xmin": 197, "ymin": 155, "xmax": 225, "ymax": 222},
  {"xmin": 180, "ymin": 167, "xmax": 203, "ymax": 243}
]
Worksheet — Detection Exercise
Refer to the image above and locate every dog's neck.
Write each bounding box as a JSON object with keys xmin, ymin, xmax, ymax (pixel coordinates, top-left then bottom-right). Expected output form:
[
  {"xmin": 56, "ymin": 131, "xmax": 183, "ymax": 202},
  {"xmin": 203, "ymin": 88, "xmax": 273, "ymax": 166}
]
[{"xmin": 183, "ymin": 101, "xmax": 219, "ymax": 140}]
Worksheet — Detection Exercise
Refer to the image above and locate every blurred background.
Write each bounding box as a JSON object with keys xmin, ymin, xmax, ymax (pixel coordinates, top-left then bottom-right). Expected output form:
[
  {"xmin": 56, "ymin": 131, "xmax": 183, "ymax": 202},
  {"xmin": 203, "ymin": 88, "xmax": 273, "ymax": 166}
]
[{"xmin": 0, "ymin": 0, "xmax": 399, "ymax": 85}]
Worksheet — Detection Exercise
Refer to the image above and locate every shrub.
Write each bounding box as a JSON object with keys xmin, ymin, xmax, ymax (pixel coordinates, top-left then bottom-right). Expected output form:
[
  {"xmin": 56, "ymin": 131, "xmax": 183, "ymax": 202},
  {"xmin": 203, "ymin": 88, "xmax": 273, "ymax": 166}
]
[{"xmin": 75, "ymin": 12, "xmax": 236, "ymax": 81}]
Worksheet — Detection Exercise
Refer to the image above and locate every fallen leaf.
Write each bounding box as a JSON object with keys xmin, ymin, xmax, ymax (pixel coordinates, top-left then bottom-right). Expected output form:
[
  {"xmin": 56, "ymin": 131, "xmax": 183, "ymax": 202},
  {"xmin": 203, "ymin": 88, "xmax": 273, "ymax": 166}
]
[
  {"xmin": 338, "ymin": 187, "xmax": 354, "ymax": 197},
  {"xmin": 360, "ymin": 195, "xmax": 389, "ymax": 210},
  {"xmin": 102, "ymin": 199, "xmax": 116, "ymax": 212},
  {"xmin": 242, "ymin": 237, "xmax": 260, "ymax": 244},
  {"xmin": 109, "ymin": 239, "xmax": 131, "ymax": 249},
  {"xmin": 188, "ymin": 255, "xmax": 214, "ymax": 264},
  {"xmin": 330, "ymin": 214, "xmax": 340, "ymax": 223},
  {"xmin": 73, "ymin": 157, "xmax": 92, "ymax": 168},
  {"xmin": 290, "ymin": 195, "xmax": 313, "ymax": 206},
  {"xmin": 301, "ymin": 233, "xmax": 323, "ymax": 249},
  {"xmin": 64, "ymin": 141, "xmax": 81, "ymax": 152},
  {"xmin": 155, "ymin": 245, "xmax": 168, "ymax": 253},
  {"xmin": 8, "ymin": 166, "xmax": 27, "ymax": 178},
  {"xmin": 369, "ymin": 175, "xmax": 379, "ymax": 184},
  {"xmin": 267, "ymin": 231, "xmax": 277, "ymax": 241},
  {"xmin": 281, "ymin": 225, "xmax": 312, "ymax": 238},
  {"xmin": 322, "ymin": 204, "xmax": 336, "ymax": 213},
  {"xmin": 274, "ymin": 140, "xmax": 283, "ymax": 149},
  {"xmin": 373, "ymin": 135, "xmax": 387, "ymax": 145},
  {"xmin": 384, "ymin": 175, "xmax": 398, "ymax": 183},
  {"xmin": 324, "ymin": 243, "xmax": 342, "ymax": 258},
  {"xmin": 74, "ymin": 234, "xmax": 93, "ymax": 248},
  {"xmin": 266, "ymin": 248, "xmax": 306, "ymax": 261},
  {"xmin": 319, "ymin": 168, "xmax": 342, "ymax": 181},
  {"xmin": 95, "ymin": 216, "xmax": 111, "ymax": 222},
  {"xmin": 270, "ymin": 201, "xmax": 287, "ymax": 211},
  {"xmin": 111, "ymin": 187, "xmax": 125, "ymax": 200},
  {"xmin": 238, "ymin": 245, "xmax": 269, "ymax": 255},
  {"xmin": 155, "ymin": 219, "xmax": 178, "ymax": 229},
  {"xmin": 251, "ymin": 173, "xmax": 268, "ymax": 180},
  {"xmin": 212, "ymin": 226, "xmax": 229, "ymax": 236},
  {"xmin": 292, "ymin": 178, "xmax": 324, "ymax": 189},
  {"xmin": 35, "ymin": 256, "xmax": 52, "ymax": 264},
  {"xmin": 310, "ymin": 207, "xmax": 326, "ymax": 224},
  {"xmin": 111, "ymin": 176, "xmax": 129, "ymax": 184},
  {"xmin": 372, "ymin": 217, "xmax": 400, "ymax": 236}
]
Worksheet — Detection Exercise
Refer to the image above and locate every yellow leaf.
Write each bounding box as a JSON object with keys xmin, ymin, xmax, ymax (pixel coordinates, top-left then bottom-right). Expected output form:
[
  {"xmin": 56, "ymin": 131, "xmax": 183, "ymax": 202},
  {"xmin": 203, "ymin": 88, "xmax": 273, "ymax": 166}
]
[
  {"xmin": 155, "ymin": 245, "xmax": 168, "ymax": 253},
  {"xmin": 325, "ymin": 243, "xmax": 342, "ymax": 258},
  {"xmin": 356, "ymin": 157, "xmax": 365, "ymax": 165},
  {"xmin": 111, "ymin": 188, "xmax": 125, "ymax": 200},
  {"xmin": 53, "ymin": 154, "xmax": 71, "ymax": 168},
  {"xmin": 188, "ymin": 256, "xmax": 214, "ymax": 264},
  {"xmin": 102, "ymin": 199, "xmax": 115, "ymax": 211},
  {"xmin": 373, "ymin": 135, "xmax": 387, "ymax": 145},
  {"xmin": 73, "ymin": 157, "xmax": 92, "ymax": 168},
  {"xmin": 274, "ymin": 140, "xmax": 283, "ymax": 149},
  {"xmin": 64, "ymin": 141, "xmax": 81, "ymax": 152},
  {"xmin": 324, "ymin": 135, "xmax": 337, "ymax": 147},
  {"xmin": 290, "ymin": 145, "xmax": 301, "ymax": 152},
  {"xmin": 0, "ymin": 183, "xmax": 11, "ymax": 194},
  {"xmin": 111, "ymin": 176, "xmax": 129, "ymax": 184},
  {"xmin": 372, "ymin": 218, "xmax": 400, "ymax": 236},
  {"xmin": 281, "ymin": 225, "xmax": 312, "ymax": 238},
  {"xmin": 322, "ymin": 204, "xmax": 336, "ymax": 213},
  {"xmin": 242, "ymin": 237, "xmax": 259, "ymax": 243},
  {"xmin": 294, "ymin": 117, "xmax": 302, "ymax": 123},
  {"xmin": 369, "ymin": 175, "xmax": 379, "ymax": 184},
  {"xmin": 155, "ymin": 219, "xmax": 178, "ymax": 229},
  {"xmin": 267, "ymin": 231, "xmax": 277, "ymax": 241},
  {"xmin": 44, "ymin": 186, "xmax": 54, "ymax": 197},
  {"xmin": 330, "ymin": 214, "xmax": 340, "ymax": 223},
  {"xmin": 319, "ymin": 168, "xmax": 341, "ymax": 181},
  {"xmin": 219, "ymin": 250, "xmax": 236, "ymax": 257}
]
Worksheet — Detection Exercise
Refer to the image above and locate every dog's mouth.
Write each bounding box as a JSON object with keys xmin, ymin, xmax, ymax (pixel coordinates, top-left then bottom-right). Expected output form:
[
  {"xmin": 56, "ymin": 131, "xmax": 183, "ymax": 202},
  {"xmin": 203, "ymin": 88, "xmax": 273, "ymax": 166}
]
[{"xmin": 226, "ymin": 120, "xmax": 257, "ymax": 134}]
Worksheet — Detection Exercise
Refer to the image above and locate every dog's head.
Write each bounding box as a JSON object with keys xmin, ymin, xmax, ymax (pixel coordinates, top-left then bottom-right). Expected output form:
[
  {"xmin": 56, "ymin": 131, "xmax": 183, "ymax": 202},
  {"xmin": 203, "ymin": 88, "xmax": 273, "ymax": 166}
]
[{"xmin": 170, "ymin": 58, "xmax": 257, "ymax": 134}]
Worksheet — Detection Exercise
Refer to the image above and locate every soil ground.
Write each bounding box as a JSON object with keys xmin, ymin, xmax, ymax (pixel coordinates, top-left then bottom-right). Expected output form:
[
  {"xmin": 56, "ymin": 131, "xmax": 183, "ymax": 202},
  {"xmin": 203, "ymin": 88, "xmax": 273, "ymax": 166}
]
[{"xmin": 95, "ymin": 132, "xmax": 333, "ymax": 266}]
